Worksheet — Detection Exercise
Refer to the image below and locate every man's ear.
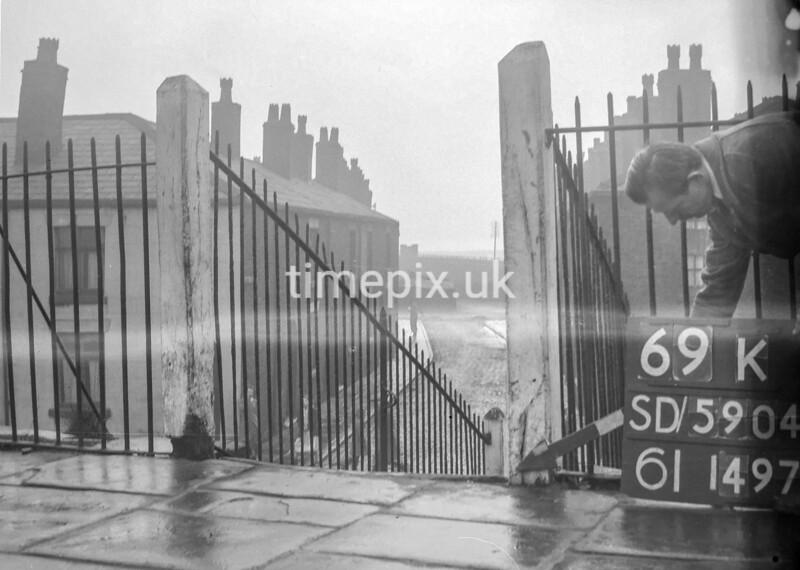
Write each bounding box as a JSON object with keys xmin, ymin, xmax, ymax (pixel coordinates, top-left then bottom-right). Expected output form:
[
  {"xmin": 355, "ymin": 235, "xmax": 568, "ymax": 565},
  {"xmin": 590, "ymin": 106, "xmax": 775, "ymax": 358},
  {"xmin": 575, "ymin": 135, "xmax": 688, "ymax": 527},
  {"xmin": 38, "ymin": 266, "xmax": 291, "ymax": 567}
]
[{"xmin": 686, "ymin": 168, "xmax": 704, "ymax": 182}]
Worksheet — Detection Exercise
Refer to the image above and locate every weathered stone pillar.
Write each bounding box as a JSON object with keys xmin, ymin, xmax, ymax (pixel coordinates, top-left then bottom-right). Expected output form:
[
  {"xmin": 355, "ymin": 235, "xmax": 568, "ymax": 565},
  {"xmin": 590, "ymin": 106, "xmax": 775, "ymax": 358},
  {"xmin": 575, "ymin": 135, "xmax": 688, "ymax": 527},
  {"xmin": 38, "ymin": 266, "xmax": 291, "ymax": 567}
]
[
  {"xmin": 157, "ymin": 75, "xmax": 215, "ymax": 459},
  {"xmin": 498, "ymin": 42, "xmax": 562, "ymax": 483},
  {"xmin": 483, "ymin": 407, "xmax": 505, "ymax": 477}
]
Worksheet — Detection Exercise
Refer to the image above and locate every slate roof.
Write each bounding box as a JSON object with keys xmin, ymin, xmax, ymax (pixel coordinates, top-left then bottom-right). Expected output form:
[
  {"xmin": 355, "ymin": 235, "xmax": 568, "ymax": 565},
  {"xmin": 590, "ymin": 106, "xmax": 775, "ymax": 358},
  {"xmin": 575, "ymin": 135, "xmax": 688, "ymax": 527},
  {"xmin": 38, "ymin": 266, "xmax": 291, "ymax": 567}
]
[{"xmin": 0, "ymin": 114, "xmax": 396, "ymax": 225}]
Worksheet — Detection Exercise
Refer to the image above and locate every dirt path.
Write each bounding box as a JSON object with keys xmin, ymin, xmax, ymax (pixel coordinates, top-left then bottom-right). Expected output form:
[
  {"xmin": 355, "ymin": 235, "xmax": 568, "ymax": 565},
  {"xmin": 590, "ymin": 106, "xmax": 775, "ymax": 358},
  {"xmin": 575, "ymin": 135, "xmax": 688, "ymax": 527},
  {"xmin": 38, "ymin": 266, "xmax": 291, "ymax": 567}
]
[{"xmin": 419, "ymin": 301, "xmax": 506, "ymax": 418}]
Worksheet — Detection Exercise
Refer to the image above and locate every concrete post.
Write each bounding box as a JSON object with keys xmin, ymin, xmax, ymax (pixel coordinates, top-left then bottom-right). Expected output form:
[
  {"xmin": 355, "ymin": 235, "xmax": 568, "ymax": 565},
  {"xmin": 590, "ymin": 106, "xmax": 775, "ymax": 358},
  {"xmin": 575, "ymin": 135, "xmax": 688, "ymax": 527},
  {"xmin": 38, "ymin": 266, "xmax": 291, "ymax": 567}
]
[
  {"xmin": 156, "ymin": 75, "xmax": 215, "ymax": 459},
  {"xmin": 483, "ymin": 407, "xmax": 505, "ymax": 477},
  {"xmin": 498, "ymin": 42, "xmax": 562, "ymax": 483}
]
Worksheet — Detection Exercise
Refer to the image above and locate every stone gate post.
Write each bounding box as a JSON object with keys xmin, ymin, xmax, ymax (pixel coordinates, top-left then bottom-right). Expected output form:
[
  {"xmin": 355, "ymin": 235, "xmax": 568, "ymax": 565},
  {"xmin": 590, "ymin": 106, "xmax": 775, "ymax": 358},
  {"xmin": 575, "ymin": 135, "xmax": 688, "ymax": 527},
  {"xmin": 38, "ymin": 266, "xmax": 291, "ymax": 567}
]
[
  {"xmin": 156, "ymin": 75, "xmax": 215, "ymax": 459},
  {"xmin": 498, "ymin": 42, "xmax": 562, "ymax": 483}
]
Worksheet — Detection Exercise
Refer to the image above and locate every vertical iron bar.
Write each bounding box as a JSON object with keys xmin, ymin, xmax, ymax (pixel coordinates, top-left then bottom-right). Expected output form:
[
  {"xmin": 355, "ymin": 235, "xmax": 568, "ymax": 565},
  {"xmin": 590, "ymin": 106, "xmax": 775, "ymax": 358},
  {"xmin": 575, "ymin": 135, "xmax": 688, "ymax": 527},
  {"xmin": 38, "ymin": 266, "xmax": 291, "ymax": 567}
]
[
  {"xmin": 273, "ymin": 194, "xmax": 283, "ymax": 462},
  {"xmin": 22, "ymin": 142, "xmax": 39, "ymax": 443},
  {"xmin": 358, "ymin": 289, "xmax": 365, "ymax": 470},
  {"xmin": 395, "ymin": 320, "xmax": 401, "ymax": 470},
  {"xmin": 284, "ymin": 204, "xmax": 295, "ymax": 465},
  {"xmin": 262, "ymin": 182, "xmax": 273, "ymax": 461},
  {"xmin": 338, "ymin": 261, "xmax": 348, "ymax": 467},
  {"xmin": 45, "ymin": 142, "xmax": 60, "ymax": 444},
  {"xmin": 426, "ymin": 358, "xmax": 432, "ymax": 472},
  {"xmin": 321, "ymin": 244, "xmax": 332, "ymax": 467},
  {"xmin": 114, "ymin": 136, "xmax": 130, "ymax": 450},
  {"xmin": 140, "ymin": 134, "xmax": 154, "ymax": 453},
  {"xmin": 642, "ymin": 90, "xmax": 656, "ymax": 316},
  {"xmin": 377, "ymin": 308, "xmax": 388, "ymax": 471},
  {"xmin": 239, "ymin": 159, "xmax": 249, "ymax": 455},
  {"xmin": 1, "ymin": 144, "xmax": 14, "ymax": 440},
  {"xmin": 746, "ymin": 82, "xmax": 762, "ymax": 318},
  {"xmin": 212, "ymin": 133, "xmax": 226, "ymax": 450},
  {"xmin": 365, "ymin": 294, "xmax": 372, "ymax": 470},
  {"xmin": 90, "ymin": 139, "xmax": 107, "ymax": 449},
  {"xmin": 252, "ymin": 170, "xmax": 262, "ymax": 461},
  {"xmin": 348, "ymin": 281, "xmax": 357, "ymax": 469},
  {"xmin": 226, "ymin": 146, "xmax": 238, "ymax": 450},
  {"xmin": 676, "ymin": 88, "xmax": 690, "ymax": 316},
  {"xmin": 68, "ymin": 140, "xmax": 83, "ymax": 447},
  {"xmin": 312, "ymin": 235, "xmax": 323, "ymax": 467},
  {"xmin": 294, "ymin": 216, "xmax": 305, "ymax": 465},
  {"xmin": 330, "ymin": 253, "xmax": 339, "ymax": 469},
  {"xmin": 606, "ymin": 94, "xmax": 622, "ymax": 283},
  {"xmin": 780, "ymin": 76, "xmax": 797, "ymax": 320},
  {"xmin": 304, "ymin": 225, "xmax": 315, "ymax": 465}
]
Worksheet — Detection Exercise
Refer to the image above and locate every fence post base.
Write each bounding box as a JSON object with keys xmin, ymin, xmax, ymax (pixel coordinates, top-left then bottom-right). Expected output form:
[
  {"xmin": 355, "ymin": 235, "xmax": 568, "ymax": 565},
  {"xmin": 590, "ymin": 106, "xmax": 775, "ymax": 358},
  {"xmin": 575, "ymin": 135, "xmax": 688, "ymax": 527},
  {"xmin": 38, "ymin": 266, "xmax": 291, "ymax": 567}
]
[{"xmin": 483, "ymin": 407, "xmax": 505, "ymax": 477}]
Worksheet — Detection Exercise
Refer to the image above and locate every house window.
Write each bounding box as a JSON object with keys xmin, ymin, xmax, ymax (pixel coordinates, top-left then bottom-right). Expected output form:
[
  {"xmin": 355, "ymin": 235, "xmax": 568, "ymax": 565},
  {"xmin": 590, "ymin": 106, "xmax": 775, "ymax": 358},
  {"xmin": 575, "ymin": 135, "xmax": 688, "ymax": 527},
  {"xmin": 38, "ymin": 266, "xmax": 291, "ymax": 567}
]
[
  {"xmin": 366, "ymin": 230, "xmax": 373, "ymax": 269},
  {"xmin": 54, "ymin": 227, "xmax": 104, "ymax": 305},
  {"xmin": 688, "ymin": 254, "xmax": 705, "ymax": 287},
  {"xmin": 307, "ymin": 217, "xmax": 320, "ymax": 250},
  {"xmin": 686, "ymin": 218, "xmax": 709, "ymax": 230}
]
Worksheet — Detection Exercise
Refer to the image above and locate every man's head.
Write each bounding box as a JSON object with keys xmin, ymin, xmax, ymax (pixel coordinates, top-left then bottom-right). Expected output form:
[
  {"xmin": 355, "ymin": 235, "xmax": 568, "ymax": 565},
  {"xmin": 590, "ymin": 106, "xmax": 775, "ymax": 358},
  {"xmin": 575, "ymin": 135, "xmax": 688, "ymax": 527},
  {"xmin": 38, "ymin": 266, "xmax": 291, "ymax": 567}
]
[{"xmin": 624, "ymin": 142, "xmax": 714, "ymax": 225}]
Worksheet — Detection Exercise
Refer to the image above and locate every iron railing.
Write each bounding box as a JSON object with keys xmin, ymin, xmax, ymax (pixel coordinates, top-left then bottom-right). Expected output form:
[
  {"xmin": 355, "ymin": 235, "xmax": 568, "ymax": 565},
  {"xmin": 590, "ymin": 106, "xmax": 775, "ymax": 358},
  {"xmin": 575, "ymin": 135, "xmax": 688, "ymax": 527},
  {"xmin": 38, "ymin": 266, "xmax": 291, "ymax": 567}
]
[
  {"xmin": 0, "ymin": 131, "xmax": 489, "ymax": 476},
  {"xmin": 548, "ymin": 76, "xmax": 799, "ymax": 474},
  {"xmin": 209, "ymin": 144, "xmax": 488, "ymax": 474},
  {"xmin": 550, "ymin": 127, "xmax": 629, "ymax": 474},
  {"xmin": 0, "ymin": 135, "xmax": 156, "ymax": 453}
]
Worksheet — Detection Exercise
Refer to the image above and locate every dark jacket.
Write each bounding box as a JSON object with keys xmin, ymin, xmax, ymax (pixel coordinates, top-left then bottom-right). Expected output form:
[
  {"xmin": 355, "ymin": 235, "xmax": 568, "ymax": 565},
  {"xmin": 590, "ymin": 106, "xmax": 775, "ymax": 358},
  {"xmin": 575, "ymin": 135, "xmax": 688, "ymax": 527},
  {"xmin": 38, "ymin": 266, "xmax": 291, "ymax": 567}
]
[{"xmin": 691, "ymin": 112, "xmax": 800, "ymax": 318}]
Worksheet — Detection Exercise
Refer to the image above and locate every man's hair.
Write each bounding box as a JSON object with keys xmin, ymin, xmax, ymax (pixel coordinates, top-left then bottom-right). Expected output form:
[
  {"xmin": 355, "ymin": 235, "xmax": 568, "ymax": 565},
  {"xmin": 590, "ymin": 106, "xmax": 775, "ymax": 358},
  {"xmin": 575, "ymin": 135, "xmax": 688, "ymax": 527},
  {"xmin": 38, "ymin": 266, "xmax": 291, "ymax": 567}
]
[{"xmin": 624, "ymin": 142, "xmax": 703, "ymax": 204}]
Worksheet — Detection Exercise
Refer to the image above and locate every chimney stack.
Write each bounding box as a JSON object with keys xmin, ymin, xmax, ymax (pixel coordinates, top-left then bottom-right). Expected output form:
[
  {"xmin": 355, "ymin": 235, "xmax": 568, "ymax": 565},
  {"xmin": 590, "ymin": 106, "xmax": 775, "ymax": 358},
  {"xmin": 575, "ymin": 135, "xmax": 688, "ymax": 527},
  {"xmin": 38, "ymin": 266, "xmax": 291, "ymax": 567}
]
[
  {"xmin": 689, "ymin": 44, "xmax": 702, "ymax": 71},
  {"xmin": 315, "ymin": 125, "xmax": 345, "ymax": 189},
  {"xmin": 16, "ymin": 38, "xmax": 68, "ymax": 165},
  {"xmin": 666, "ymin": 44, "xmax": 680, "ymax": 71},
  {"xmin": 290, "ymin": 114, "xmax": 314, "ymax": 181},
  {"xmin": 211, "ymin": 78, "xmax": 241, "ymax": 159},
  {"xmin": 262, "ymin": 102, "xmax": 293, "ymax": 177},
  {"xmin": 642, "ymin": 74, "xmax": 654, "ymax": 98}
]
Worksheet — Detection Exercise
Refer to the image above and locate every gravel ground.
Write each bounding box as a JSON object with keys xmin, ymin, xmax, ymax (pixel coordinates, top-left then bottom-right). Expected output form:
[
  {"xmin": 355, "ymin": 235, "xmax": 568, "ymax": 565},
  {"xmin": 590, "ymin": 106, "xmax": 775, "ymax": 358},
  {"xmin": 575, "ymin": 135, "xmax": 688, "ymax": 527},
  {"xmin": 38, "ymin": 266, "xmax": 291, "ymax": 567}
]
[{"xmin": 419, "ymin": 300, "xmax": 507, "ymax": 418}]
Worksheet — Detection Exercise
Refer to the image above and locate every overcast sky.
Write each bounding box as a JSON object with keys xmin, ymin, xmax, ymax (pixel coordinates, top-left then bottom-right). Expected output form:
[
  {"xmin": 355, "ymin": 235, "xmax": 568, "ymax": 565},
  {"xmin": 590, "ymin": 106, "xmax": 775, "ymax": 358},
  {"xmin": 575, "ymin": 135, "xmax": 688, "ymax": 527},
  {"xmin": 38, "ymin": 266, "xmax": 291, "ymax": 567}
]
[{"xmin": 1, "ymin": 1, "xmax": 796, "ymax": 252}]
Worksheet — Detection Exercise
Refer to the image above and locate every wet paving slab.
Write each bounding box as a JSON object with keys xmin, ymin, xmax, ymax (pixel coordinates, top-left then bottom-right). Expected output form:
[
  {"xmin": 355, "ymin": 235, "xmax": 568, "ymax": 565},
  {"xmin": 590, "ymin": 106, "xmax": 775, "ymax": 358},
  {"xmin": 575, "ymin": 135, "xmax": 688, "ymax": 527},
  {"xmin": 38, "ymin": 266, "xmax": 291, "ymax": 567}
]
[
  {"xmin": 308, "ymin": 512, "xmax": 581, "ymax": 569},
  {"xmin": 209, "ymin": 464, "xmax": 431, "ymax": 505},
  {"xmin": 264, "ymin": 551, "xmax": 463, "ymax": 569},
  {"xmin": 0, "ymin": 450, "xmax": 76, "ymax": 481},
  {"xmin": 0, "ymin": 485, "xmax": 152, "ymax": 550},
  {"xmin": 28, "ymin": 508, "xmax": 331, "ymax": 570},
  {"xmin": 553, "ymin": 553, "xmax": 781, "ymax": 570},
  {"xmin": 391, "ymin": 480, "xmax": 618, "ymax": 529},
  {"xmin": 157, "ymin": 488, "xmax": 379, "ymax": 527},
  {"xmin": 574, "ymin": 504, "xmax": 800, "ymax": 566},
  {"xmin": 8, "ymin": 453, "xmax": 251, "ymax": 495},
  {"xmin": 0, "ymin": 552, "xmax": 121, "ymax": 569}
]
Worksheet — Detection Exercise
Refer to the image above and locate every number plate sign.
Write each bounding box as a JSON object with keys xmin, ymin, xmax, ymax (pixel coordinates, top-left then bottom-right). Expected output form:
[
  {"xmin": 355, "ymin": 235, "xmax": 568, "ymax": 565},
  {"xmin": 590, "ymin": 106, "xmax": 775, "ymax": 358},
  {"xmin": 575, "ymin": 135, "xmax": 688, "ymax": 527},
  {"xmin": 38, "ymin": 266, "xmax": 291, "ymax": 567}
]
[{"xmin": 622, "ymin": 318, "xmax": 800, "ymax": 507}]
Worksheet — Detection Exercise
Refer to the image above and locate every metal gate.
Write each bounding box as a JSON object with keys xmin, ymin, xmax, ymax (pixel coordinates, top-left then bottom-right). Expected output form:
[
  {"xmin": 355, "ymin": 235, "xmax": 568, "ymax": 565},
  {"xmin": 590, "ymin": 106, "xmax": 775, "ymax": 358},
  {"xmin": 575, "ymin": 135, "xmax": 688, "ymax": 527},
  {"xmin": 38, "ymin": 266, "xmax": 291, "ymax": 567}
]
[{"xmin": 546, "ymin": 75, "xmax": 799, "ymax": 475}]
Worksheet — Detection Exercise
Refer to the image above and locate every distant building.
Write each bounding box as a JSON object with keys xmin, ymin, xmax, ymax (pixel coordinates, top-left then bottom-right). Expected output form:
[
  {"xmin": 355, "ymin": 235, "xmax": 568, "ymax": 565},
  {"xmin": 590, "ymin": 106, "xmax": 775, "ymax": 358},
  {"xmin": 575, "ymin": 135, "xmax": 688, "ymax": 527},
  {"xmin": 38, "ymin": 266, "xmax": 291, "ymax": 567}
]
[
  {"xmin": 0, "ymin": 39, "xmax": 398, "ymax": 443},
  {"xmin": 585, "ymin": 44, "xmax": 798, "ymax": 317}
]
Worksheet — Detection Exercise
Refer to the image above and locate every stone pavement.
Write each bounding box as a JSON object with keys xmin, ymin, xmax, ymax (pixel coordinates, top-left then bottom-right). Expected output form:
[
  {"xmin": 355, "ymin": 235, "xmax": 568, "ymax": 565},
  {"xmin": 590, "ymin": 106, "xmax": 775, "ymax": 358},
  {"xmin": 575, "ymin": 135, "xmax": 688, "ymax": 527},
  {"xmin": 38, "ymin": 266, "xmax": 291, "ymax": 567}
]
[{"xmin": 0, "ymin": 449, "xmax": 797, "ymax": 569}]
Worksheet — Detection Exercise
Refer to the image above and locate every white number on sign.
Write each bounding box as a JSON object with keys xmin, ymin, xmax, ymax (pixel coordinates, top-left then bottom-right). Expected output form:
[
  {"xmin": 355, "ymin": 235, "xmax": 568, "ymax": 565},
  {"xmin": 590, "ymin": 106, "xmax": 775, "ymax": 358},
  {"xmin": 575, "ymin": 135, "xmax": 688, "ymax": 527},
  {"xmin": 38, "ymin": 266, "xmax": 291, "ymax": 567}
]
[
  {"xmin": 635, "ymin": 447, "xmax": 670, "ymax": 491},
  {"xmin": 751, "ymin": 458, "xmax": 773, "ymax": 493},
  {"xmin": 676, "ymin": 327, "xmax": 710, "ymax": 376},
  {"xmin": 752, "ymin": 404, "xmax": 776, "ymax": 440},
  {"xmin": 780, "ymin": 404, "xmax": 799, "ymax": 439},
  {"xmin": 692, "ymin": 398, "xmax": 715, "ymax": 435},
  {"xmin": 779, "ymin": 460, "xmax": 799, "ymax": 495},
  {"xmin": 722, "ymin": 456, "xmax": 746, "ymax": 495},
  {"xmin": 721, "ymin": 400, "xmax": 745, "ymax": 435},
  {"xmin": 641, "ymin": 328, "xmax": 670, "ymax": 377}
]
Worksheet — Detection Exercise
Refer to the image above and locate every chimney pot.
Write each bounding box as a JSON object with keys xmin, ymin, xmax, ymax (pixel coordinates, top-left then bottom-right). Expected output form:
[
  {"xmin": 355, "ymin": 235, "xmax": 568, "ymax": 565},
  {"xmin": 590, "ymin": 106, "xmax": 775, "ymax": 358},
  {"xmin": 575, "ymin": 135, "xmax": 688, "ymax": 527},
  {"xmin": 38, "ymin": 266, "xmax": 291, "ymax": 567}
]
[
  {"xmin": 689, "ymin": 44, "xmax": 702, "ymax": 70},
  {"xmin": 667, "ymin": 44, "xmax": 680, "ymax": 70},
  {"xmin": 350, "ymin": 158, "xmax": 358, "ymax": 168},
  {"xmin": 330, "ymin": 127, "xmax": 339, "ymax": 144},
  {"xmin": 37, "ymin": 37, "xmax": 59, "ymax": 64},
  {"xmin": 297, "ymin": 115, "xmax": 307, "ymax": 134},
  {"xmin": 268, "ymin": 104, "xmax": 279, "ymax": 121},
  {"xmin": 319, "ymin": 127, "xmax": 328, "ymax": 142},
  {"xmin": 219, "ymin": 78, "xmax": 233, "ymax": 102},
  {"xmin": 280, "ymin": 103, "xmax": 291, "ymax": 122}
]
